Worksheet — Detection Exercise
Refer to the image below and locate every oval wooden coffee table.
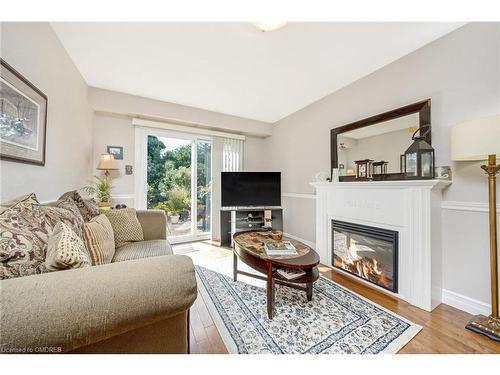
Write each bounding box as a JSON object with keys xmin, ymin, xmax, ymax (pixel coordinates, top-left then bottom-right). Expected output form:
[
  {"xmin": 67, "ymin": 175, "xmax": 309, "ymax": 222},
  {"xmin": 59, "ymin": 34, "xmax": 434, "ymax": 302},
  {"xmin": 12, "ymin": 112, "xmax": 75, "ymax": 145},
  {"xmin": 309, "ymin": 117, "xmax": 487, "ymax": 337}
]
[{"xmin": 232, "ymin": 230, "xmax": 320, "ymax": 319}]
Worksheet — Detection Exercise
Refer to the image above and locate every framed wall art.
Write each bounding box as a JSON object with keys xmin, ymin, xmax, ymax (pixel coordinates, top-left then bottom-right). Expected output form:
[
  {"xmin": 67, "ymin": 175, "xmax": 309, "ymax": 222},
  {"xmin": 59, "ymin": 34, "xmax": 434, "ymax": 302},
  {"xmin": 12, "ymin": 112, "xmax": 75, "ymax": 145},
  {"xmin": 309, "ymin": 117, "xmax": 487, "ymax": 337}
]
[
  {"xmin": 107, "ymin": 145, "xmax": 123, "ymax": 160},
  {"xmin": 0, "ymin": 59, "xmax": 48, "ymax": 166}
]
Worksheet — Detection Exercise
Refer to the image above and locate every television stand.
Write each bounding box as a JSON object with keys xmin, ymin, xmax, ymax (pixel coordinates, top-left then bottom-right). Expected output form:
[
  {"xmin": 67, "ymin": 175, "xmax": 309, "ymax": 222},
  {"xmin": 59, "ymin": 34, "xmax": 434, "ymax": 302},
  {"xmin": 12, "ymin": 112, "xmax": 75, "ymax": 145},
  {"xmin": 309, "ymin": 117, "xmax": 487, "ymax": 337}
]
[{"xmin": 220, "ymin": 207, "xmax": 283, "ymax": 247}]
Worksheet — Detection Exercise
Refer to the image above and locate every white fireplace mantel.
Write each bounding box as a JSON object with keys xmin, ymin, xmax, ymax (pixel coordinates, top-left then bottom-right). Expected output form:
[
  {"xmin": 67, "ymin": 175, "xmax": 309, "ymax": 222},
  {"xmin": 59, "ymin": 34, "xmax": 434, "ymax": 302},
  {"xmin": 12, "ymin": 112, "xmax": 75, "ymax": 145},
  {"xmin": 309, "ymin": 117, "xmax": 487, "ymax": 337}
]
[{"xmin": 310, "ymin": 179, "xmax": 451, "ymax": 311}]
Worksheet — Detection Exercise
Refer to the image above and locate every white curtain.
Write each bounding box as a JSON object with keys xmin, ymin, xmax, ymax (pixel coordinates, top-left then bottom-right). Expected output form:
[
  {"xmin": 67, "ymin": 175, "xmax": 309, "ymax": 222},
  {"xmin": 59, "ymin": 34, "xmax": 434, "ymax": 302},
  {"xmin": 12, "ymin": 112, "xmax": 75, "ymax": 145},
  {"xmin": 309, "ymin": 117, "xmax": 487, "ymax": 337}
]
[
  {"xmin": 211, "ymin": 136, "xmax": 244, "ymax": 240},
  {"xmin": 222, "ymin": 138, "xmax": 244, "ymax": 171}
]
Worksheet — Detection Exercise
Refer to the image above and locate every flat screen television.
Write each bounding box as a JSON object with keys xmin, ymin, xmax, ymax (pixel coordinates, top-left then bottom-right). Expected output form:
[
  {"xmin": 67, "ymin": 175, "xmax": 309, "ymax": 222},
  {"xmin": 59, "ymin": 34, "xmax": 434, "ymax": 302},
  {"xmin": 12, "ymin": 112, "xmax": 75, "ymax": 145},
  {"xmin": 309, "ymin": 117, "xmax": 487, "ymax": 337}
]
[{"xmin": 221, "ymin": 172, "xmax": 281, "ymax": 207}]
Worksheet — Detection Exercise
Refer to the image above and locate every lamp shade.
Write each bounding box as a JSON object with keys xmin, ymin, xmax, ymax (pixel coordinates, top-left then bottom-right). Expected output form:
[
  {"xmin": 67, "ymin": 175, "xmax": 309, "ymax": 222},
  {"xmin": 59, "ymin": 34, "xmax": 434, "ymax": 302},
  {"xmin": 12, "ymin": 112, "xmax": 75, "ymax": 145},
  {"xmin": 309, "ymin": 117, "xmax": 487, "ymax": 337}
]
[
  {"xmin": 451, "ymin": 115, "xmax": 500, "ymax": 161},
  {"xmin": 97, "ymin": 153, "xmax": 118, "ymax": 170}
]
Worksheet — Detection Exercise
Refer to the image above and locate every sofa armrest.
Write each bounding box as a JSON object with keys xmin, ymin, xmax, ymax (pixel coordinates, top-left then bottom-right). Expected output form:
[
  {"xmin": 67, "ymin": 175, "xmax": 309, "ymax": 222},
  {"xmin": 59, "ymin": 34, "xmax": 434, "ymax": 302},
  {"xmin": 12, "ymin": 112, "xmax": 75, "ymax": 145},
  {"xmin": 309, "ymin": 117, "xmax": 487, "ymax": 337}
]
[
  {"xmin": 136, "ymin": 209, "xmax": 167, "ymax": 240},
  {"xmin": 0, "ymin": 255, "xmax": 196, "ymax": 353}
]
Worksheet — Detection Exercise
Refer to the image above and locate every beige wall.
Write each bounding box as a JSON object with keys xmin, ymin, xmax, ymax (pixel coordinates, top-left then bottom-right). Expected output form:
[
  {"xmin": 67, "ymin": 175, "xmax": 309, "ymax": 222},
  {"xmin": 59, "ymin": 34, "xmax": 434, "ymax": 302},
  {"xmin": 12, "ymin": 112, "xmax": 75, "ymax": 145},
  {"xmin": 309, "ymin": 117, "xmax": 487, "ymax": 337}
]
[
  {"xmin": 0, "ymin": 22, "xmax": 93, "ymax": 202},
  {"xmin": 268, "ymin": 23, "xmax": 500, "ymax": 199},
  {"xmin": 92, "ymin": 113, "xmax": 134, "ymax": 199},
  {"xmin": 265, "ymin": 23, "xmax": 500, "ymax": 307},
  {"xmin": 89, "ymin": 87, "xmax": 272, "ymax": 137},
  {"xmin": 244, "ymin": 136, "xmax": 267, "ymax": 171},
  {"xmin": 91, "ymin": 91, "xmax": 270, "ymax": 207}
]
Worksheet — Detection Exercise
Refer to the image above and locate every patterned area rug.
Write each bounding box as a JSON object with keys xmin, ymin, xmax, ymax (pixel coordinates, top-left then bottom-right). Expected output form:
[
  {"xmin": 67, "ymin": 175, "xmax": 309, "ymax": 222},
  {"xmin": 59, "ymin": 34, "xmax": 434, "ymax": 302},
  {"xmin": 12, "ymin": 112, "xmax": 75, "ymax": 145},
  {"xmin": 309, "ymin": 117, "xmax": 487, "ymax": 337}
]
[{"xmin": 195, "ymin": 265, "xmax": 421, "ymax": 354}]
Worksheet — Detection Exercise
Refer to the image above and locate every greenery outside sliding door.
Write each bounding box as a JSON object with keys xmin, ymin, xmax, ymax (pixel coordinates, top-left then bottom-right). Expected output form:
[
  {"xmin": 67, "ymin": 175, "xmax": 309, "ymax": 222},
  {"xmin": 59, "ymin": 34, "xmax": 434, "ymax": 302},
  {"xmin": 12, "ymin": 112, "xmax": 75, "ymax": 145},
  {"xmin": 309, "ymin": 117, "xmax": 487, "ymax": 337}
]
[
  {"xmin": 147, "ymin": 133, "xmax": 211, "ymax": 241},
  {"xmin": 196, "ymin": 141, "xmax": 211, "ymax": 234}
]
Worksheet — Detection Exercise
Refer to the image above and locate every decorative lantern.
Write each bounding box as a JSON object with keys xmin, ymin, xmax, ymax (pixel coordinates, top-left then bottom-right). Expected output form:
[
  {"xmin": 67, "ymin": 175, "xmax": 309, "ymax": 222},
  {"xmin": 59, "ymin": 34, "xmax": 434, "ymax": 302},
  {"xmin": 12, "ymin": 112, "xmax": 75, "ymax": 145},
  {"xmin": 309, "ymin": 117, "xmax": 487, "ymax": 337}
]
[
  {"xmin": 372, "ymin": 161, "xmax": 388, "ymax": 176},
  {"xmin": 404, "ymin": 125, "xmax": 435, "ymax": 178},
  {"xmin": 354, "ymin": 159, "xmax": 373, "ymax": 179}
]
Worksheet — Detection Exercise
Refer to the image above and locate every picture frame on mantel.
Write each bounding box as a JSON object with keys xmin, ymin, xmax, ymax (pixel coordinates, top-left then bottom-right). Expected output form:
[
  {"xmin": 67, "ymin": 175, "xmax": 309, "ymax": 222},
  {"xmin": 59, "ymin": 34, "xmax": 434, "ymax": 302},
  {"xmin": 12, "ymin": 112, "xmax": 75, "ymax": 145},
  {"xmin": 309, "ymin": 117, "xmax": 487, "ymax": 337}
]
[
  {"xmin": 330, "ymin": 99, "xmax": 432, "ymax": 182},
  {"xmin": 0, "ymin": 58, "xmax": 48, "ymax": 166}
]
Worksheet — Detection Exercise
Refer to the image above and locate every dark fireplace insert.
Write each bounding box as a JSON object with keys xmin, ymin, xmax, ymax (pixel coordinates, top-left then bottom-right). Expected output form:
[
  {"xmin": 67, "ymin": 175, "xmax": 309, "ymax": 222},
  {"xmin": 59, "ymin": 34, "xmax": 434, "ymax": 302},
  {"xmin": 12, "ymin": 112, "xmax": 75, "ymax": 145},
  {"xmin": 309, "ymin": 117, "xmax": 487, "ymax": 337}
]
[{"xmin": 332, "ymin": 220, "xmax": 398, "ymax": 293}]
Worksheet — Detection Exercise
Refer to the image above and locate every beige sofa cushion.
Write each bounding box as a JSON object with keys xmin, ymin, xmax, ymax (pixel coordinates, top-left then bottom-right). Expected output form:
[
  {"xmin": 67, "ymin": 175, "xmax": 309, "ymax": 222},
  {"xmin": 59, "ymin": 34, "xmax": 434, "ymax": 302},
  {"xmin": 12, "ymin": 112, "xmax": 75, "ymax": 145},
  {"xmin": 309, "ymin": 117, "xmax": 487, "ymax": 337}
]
[
  {"xmin": 104, "ymin": 208, "xmax": 144, "ymax": 248},
  {"xmin": 112, "ymin": 240, "xmax": 173, "ymax": 263},
  {"xmin": 82, "ymin": 214, "xmax": 115, "ymax": 265},
  {"xmin": 45, "ymin": 222, "xmax": 91, "ymax": 271}
]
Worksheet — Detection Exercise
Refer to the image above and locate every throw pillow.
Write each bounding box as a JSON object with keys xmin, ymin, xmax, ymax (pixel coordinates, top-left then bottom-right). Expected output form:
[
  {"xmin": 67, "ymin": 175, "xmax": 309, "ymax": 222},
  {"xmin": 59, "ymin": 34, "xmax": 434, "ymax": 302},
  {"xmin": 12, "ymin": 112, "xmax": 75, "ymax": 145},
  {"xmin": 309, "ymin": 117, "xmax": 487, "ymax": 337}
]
[
  {"xmin": 45, "ymin": 222, "xmax": 91, "ymax": 271},
  {"xmin": 104, "ymin": 208, "xmax": 144, "ymax": 248},
  {"xmin": 81, "ymin": 214, "xmax": 115, "ymax": 265},
  {"xmin": 0, "ymin": 194, "xmax": 50, "ymax": 279},
  {"xmin": 59, "ymin": 190, "xmax": 100, "ymax": 221},
  {"xmin": 0, "ymin": 193, "xmax": 39, "ymax": 214},
  {"xmin": 37, "ymin": 198, "xmax": 85, "ymax": 236}
]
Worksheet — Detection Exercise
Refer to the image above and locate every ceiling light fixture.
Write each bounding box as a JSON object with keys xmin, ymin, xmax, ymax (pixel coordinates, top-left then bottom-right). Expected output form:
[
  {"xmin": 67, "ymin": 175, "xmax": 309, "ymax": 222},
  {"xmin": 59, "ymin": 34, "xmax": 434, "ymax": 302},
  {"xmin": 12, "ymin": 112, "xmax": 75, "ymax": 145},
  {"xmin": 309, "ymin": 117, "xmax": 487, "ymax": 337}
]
[{"xmin": 253, "ymin": 22, "xmax": 288, "ymax": 32}]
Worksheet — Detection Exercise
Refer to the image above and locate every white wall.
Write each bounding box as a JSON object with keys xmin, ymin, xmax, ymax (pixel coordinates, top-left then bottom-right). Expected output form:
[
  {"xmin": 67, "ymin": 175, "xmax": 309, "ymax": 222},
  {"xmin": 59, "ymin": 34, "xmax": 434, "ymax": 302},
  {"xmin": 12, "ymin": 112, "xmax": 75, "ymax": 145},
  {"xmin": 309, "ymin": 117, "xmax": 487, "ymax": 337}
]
[
  {"xmin": 0, "ymin": 23, "xmax": 93, "ymax": 202},
  {"xmin": 266, "ymin": 23, "xmax": 500, "ymax": 311}
]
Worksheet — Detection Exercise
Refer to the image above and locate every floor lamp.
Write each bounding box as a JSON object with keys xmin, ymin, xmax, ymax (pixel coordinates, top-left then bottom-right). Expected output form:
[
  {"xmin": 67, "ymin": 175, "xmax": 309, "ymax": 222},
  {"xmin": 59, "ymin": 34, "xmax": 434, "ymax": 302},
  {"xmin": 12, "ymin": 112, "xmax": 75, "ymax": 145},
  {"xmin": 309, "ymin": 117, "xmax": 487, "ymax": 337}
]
[{"xmin": 451, "ymin": 114, "xmax": 500, "ymax": 342}]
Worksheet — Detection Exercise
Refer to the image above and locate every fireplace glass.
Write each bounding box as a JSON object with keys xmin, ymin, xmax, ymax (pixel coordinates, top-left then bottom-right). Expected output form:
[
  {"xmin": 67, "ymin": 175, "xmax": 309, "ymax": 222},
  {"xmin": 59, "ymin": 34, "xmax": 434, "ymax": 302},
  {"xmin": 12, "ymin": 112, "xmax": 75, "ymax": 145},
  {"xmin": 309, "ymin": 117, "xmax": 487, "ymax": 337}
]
[{"xmin": 332, "ymin": 220, "xmax": 398, "ymax": 292}]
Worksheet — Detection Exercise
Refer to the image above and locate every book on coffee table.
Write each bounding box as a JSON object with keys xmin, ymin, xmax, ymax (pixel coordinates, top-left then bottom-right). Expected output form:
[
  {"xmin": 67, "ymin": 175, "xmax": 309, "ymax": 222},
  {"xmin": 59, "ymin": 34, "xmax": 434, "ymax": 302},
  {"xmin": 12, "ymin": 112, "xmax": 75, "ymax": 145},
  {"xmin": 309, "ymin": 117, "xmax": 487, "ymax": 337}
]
[
  {"xmin": 276, "ymin": 268, "xmax": 306, "ymax": 280},
  {"xmin": 264, "ymin": 241, "xmax": 297, "ymax": 256}
]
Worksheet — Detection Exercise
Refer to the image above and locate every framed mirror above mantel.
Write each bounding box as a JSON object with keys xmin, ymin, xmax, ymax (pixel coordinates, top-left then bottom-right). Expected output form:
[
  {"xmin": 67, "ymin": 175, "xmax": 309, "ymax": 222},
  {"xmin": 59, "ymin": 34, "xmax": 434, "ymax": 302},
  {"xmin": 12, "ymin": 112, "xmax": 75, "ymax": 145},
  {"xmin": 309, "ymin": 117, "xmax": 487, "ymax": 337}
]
[{"xmin": 330, "ymin": 99, "xmax": 433, "ymax": 182}]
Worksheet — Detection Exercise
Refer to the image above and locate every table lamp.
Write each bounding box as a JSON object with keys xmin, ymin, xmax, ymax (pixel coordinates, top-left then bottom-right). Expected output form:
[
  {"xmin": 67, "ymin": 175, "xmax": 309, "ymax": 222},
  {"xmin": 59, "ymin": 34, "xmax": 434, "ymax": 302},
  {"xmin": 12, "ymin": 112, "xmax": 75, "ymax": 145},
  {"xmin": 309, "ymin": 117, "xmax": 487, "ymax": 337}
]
[
  {"xmin": 451, "ymin": 114, "xmax": 500, "ymax": 342},
  {"xmin": 97, "ymin": 153, "xmax": 119, "ymax": 177}
]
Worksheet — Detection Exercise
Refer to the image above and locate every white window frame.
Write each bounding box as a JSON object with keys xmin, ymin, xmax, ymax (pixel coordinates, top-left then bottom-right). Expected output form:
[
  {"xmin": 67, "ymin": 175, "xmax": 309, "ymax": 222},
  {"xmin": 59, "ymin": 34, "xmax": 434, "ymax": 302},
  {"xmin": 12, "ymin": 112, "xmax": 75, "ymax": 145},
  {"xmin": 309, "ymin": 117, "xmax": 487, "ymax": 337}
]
[{"xmin": 134, "ymin": 125, "xmax": 213, "ymax": 244}]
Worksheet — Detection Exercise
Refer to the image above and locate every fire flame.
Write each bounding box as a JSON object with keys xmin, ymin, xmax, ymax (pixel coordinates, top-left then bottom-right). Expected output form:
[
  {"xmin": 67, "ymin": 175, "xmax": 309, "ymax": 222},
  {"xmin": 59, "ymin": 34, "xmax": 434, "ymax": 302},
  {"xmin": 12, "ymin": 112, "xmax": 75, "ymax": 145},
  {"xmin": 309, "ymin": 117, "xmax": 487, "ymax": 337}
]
[{"xmin": 334, "ymin": 238, "xmax": 392, "ymax": 289}]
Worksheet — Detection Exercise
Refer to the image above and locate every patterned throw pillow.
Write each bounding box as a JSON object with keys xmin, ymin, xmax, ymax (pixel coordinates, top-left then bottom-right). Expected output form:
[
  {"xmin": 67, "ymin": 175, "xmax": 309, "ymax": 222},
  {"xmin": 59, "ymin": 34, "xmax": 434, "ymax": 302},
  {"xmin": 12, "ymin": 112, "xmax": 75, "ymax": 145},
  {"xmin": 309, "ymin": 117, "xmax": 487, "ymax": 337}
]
[
  {"xmin": 45, "ymin": 222, "xmax": 91, "ymax": 271},
  {"xmin": 0, "ymin": 193, "xmax": 39, "ymax": 215},
  {"xmin": 0, "ymin": 194, "xmax": 50, "ymax": 279},
  {"xmin": 59, "ymin": 190, "xmax": 100, "ymax": 221},
  {"xmin": 81, "ymin": 214, "xmax": 115, "ymax": 265},
  {"xmin": 104, "ymin": 208, "xmax": 144, "ymax": 248},
  {"xmin": 36, "ymin": 199, "xmax": 85, "ymax": 237}
]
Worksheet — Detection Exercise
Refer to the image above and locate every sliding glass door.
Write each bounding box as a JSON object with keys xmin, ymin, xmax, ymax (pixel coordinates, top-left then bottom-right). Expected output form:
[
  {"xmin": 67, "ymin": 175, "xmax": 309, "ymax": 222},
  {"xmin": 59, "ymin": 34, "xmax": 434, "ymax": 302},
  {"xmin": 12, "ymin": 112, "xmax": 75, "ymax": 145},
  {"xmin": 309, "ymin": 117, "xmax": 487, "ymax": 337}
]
[{"xmin": 143, "ymin": 130, "xmax": 211, "ymax": 243}]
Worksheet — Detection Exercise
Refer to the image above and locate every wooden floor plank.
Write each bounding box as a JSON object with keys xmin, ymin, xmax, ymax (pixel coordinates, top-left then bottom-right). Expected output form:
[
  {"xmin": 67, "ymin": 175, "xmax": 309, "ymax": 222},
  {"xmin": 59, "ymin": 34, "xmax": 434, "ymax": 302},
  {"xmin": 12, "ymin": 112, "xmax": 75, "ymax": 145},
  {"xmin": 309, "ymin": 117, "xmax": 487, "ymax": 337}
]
[
  {"xmin": 206, "ymin": 325, "xmax": 229, "ymax": 354},
  {"xmin": 189, "ymin": 301, "xmax": 210, "ymax": 345},
  {"xmin": 195, "ymin": 292, "xmax": 215, "ymax": 328},
  {"xmin": 187, "ymin": 241, "xmax": 500, "ymax": 354}
]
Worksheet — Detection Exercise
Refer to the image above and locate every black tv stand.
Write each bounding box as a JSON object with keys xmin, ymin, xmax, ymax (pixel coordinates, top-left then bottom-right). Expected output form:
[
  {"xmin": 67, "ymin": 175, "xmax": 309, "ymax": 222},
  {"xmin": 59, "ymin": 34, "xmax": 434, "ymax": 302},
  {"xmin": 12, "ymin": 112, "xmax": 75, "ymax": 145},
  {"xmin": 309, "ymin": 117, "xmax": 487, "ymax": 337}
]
[{"xmin": 220, "ymin": 207, "xmax": 283, "ymax": 247}]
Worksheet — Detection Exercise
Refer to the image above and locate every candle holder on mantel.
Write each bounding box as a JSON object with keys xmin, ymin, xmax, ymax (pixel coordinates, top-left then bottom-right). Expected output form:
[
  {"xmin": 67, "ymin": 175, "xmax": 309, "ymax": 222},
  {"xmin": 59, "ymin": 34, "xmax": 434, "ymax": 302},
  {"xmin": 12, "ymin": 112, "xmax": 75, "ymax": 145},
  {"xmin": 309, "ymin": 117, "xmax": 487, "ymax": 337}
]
[
  {"xmin": 354, "ymin": 159, "xmax": 373, "ymax": 179},
  {"xmin": 373, "ymin": 161, "xmax": 389, "ymax": 176}
]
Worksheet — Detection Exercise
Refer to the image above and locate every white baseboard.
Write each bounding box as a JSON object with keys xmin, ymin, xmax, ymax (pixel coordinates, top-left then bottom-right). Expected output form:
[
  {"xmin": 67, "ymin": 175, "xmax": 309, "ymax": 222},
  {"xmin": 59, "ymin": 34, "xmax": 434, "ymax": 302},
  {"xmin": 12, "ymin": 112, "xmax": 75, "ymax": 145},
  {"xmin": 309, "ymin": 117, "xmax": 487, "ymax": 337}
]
[
  {"xmin": 283, "ymin": 232, "xmax": 316, "ymax": 249},
  {"xmin": 441, "ymin": 289, "xmax": 491, "ymax": 316}
]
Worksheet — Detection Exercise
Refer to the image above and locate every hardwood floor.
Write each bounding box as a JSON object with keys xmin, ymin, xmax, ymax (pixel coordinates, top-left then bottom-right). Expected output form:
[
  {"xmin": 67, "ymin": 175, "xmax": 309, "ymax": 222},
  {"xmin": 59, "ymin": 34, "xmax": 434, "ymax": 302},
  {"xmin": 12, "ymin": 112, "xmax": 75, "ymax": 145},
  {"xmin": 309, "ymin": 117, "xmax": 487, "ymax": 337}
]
[{"xmin": 181, "ymin": 241, "xmax": 499, "ymax": 354}]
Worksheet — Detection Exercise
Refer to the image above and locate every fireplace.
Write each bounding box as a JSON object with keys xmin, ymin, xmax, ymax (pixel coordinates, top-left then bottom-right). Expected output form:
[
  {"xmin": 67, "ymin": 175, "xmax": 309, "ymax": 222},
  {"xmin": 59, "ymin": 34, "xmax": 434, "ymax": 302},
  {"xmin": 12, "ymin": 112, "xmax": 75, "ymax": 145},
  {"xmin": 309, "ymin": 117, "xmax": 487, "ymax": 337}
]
[{"xmin": 332, "ymin": 220, "xmax": 398, "ymax": 293}]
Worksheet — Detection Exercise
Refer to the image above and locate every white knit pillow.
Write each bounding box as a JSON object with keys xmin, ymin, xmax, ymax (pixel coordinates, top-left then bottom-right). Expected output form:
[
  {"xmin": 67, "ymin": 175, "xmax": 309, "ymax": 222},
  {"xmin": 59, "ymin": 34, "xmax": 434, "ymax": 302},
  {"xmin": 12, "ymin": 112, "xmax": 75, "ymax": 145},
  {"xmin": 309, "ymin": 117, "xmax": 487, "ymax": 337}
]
[{"xmin": 45, "ymin": 222, "xmax": 91, "ymax": 271}]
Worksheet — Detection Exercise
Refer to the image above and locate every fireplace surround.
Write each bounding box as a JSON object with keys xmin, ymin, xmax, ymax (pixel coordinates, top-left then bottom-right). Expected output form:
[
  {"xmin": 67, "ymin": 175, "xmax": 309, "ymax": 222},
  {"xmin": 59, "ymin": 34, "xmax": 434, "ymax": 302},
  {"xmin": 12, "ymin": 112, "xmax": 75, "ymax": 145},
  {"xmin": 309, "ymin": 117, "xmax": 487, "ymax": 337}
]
[
  {"xmin": 311, "ymin": 180, "xmax": 451, "ymax": 311},
  {"xmin": 332, "ymin": 220, "xmax": 398, "ymax": 293}
]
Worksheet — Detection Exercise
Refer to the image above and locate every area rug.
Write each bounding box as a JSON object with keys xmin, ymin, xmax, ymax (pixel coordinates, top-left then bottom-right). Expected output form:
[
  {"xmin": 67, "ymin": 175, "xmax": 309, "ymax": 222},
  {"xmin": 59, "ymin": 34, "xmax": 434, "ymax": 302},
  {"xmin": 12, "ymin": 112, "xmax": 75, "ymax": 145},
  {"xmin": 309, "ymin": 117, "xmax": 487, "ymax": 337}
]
[{"xmin": 195, "ymin": 265, "xmax": 422, "ymax": 354}]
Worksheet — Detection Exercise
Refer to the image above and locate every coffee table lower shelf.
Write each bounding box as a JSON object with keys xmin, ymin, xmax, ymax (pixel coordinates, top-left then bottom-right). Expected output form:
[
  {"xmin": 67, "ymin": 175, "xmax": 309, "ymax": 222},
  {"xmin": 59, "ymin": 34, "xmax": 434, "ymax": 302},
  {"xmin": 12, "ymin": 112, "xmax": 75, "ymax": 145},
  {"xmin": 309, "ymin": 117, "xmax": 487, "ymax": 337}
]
[{"xmin": 233, "ymin": 254, "xmax": 319, "ymax": 319}]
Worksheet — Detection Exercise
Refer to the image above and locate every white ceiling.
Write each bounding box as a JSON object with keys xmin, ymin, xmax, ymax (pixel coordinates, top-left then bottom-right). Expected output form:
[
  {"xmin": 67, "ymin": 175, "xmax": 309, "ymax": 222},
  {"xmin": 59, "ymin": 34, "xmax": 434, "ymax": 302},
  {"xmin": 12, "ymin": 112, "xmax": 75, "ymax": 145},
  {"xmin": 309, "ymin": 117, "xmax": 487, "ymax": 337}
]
[{"xmin": 51, "ymin": 22, "xmax": 464, "ymax": 123}]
